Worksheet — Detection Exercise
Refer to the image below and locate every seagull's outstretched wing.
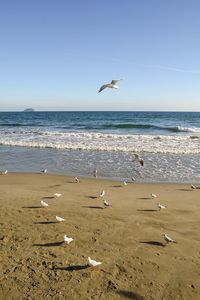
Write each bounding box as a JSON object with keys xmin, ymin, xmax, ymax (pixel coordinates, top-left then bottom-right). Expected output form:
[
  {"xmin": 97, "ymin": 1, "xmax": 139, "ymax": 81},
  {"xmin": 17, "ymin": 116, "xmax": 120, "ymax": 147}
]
[
  {"xmin": 98, "ymin": 84, "xmax": 108, "ymax": 93},
  {"xmin": 111, "ymin": 79, "xmax": 119, "ymax": 85}
]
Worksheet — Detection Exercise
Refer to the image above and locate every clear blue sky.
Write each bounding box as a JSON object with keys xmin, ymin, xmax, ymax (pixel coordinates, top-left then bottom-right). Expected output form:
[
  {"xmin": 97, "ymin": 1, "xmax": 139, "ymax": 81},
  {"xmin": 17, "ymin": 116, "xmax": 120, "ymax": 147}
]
[{"xmin": 0, "ymin": 0, "xmax": 200, "ymax": 111}]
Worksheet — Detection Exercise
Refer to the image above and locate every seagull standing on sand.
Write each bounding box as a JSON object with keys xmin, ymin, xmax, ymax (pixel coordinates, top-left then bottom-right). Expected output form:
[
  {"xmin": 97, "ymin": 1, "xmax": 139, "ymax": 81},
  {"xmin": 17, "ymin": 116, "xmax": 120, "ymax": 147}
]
[
  {"xmin": 56, "ymin": 216, "xmax": 65, "ymax": 222},
  {"xmin": 191, "ymin": 184, "xmax": 196, "ymax": 190},
  {"xmin": 64, "ymin": 235, "xmax": 74, "ymax": 244},
  {"xmin": 123, "ymin": 181, "xmax": 127, "ymax": 186},
  {"xmin": 0, "ymin": 170, "xmax": 8, "ymax": 175},
  {"xmin": 40, "ymin": 169, "xmax": 47, "ymax": 174},
  {"xmin": 41, "ymin": 200, "xmax": 48, "ymax": 207},
  {"xmin": 98, "ymin": 79, "xmax": 121, "ymax": 93},
  {"xmin": 151, "ymin": 193, "xmax": 157, "ymax": 198},
  {"xmin": 103, "ymin": 199, "xmax": 112, "ymax": 208},
  {"xmin": 99, "ymin": 190, "xmax": 105, "ymax": 198},
  {"xmin": 163, "ymin": 233, "xmax": 177, "ymax": 244},
  {"xmin": 157, "ymin": 203, "xmax": 166, "ymax": 210},
  {"xmin": 87, "ymin": 257, "xmax": 102, "ymax": 267},
  {"xmin": 132, "ymin": 153, "xmax": 144, "ymax": 166},
  {"xmin": 54, "ymin": 193, "xmax": 62, "ymax": 198},
  {"xmin": 74, "ymin": 177, "xmax": 79, "ymax": 183}
]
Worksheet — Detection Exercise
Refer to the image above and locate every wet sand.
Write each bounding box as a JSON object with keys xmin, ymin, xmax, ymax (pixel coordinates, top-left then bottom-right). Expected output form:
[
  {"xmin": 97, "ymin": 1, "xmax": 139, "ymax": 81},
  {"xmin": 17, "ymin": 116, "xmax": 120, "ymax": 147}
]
[{"xmin": 0, "ymin": 173, "xmax": 200, "ymax": 300}]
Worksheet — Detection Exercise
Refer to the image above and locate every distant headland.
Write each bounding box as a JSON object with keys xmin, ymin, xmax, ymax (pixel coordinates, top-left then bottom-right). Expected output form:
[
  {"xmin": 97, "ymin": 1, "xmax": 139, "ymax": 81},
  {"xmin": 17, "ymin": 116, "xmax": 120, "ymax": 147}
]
[{"xmin": 23, "ymin": 108, "xmax": 35, "ymax": 112}]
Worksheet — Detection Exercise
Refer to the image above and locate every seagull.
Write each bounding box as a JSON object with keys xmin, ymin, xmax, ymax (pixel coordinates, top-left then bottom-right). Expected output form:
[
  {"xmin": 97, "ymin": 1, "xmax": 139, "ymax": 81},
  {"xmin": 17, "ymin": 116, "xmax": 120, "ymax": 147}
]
[
  {"xmin": 93, "ymin": 169, "xmax": 98, "ymax": 178},
  {"xmin": 123, "ymin": 181, "xmax": 127, "ymax": 186},
  {"xmin": 103, "ymin": 199, "xmax": 112, "ymax": 208},
  {"xmin": 54, "ymin": 193, "xmax": 62, "ymax": 198},
  {"xmin": 191, "ymin": 184, "xmax": 196, "ymax": 190},
  {"xmin": 64, "ymin": 235, "xmax": 74, "ymax": 244},
  {"xmin": 163, "ymin": 233, "xmax": 177, "ymax": 244},
  {"xmin": 87, "ymin": 257, "xmax": 102, "ymax": 267},
  {"xmin": 151, "ymin": 193, "xmax": 157, "ymax": 198},
  {"xmin": 56, "ymin": 216, "xmax": 65, "ymax": 222},
  {"xmin": 131, "ymin": 177, "xmax": 135, "ymax": 182},
  {"xmin": 99, "ymin": 190, "xmax": 105, "ymax": 198},
  {"xmin": 40, "ymin": 169, "xmax": 47, "ymax": 174},
  {"xmin": 98, "ymin": 79, "xmax": 121, "ymax": 93},
  {"xmin": 41, "ymin": 200, "xmax": 48, "ymax": 207},
  {"xmin": 132, "ymin": 153, "xmax": 144, "ymax": 166},
  {"xmin": 0, "ymin": 170, "xmax": 8, "ymax": 175},
  {"xmin": 74, "ymin": 177, "xmax": 79, "ymax": 183},
  {"xmin": 157, "ymin": 203, "xmax": 166, "ymax": 210}
]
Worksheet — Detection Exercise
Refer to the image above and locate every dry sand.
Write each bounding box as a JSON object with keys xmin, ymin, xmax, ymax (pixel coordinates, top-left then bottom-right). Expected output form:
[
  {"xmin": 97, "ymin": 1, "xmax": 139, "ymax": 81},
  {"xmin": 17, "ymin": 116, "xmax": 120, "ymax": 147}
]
[{"xmin": 0, "ymin": 173, "xmax": 200, "ymax": 300}]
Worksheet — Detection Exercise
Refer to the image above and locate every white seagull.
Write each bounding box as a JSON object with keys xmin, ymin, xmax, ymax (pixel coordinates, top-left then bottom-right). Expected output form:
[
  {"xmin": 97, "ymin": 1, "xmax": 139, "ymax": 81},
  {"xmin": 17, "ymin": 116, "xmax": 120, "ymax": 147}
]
[
  {"xmin": 132, "ymin": 153, "xmax": 144, "ymax": 166},
  {"xmin": 54, "ymin": 193, "xmax": 62, "ymax": 198},
  {"xmin": 64, "ymin": 235, "xmax": 74, "ymax": 244},
  {"xmin": 191, "ymin": 184, "xmax": 196, "ymax": 190},
  {"xmin": 56, "ymin": 216, "xmax": 65, "ymax": 222},
  {"xmin": 40, "ymin": 169, "xmax": 47, "ymax": 174},
  {"xmin": 87, "ymin": 257, "xmax": 102, "ymax": 267},
  {"xmin": 98, "ymin": 79, "xmax": 121, "ymax": 93},
  {"xmin": 0, "ymin": 170, "xmax": 8, "ymax": 175},
  {"xmin": 123, "ymin": 181, "xmax": 127, "ymax": 186},
  {"xmin": 157, "ymin": 203, "xmax": 166, "ymax": 210},
  {"xmin": 103, "ymin": 199, "xmax": 112, "ymax": 208},
  {"xmin": 99, "ymin": 190, "xmax": 105, "ymax": 198},
  {"xmin": 74, "ymin": 177, "xmax": 79, "ymax": 183},
  {"xmin": 41, "ymin": 200, "xmax": 48, "ymax": 207},
  {"xmin": 163, "ymin": 233, "xmax": 177, "ymax": 244},
  {"xmin": 151, "ymin": 193, "xmax": 157, "ymax": 198}
]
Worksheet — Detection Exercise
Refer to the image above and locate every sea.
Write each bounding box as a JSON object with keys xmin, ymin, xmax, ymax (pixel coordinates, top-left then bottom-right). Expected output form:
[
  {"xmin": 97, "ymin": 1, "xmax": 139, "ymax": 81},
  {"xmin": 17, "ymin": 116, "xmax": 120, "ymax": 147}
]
[{"xmin": 0, "ymin": 111, "xmax": 200, "ymax": 183}]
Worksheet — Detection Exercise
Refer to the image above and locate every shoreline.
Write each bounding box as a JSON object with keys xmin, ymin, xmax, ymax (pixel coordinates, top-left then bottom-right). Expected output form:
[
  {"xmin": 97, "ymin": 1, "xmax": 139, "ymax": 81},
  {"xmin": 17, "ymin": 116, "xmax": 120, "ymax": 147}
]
[{"xmin": 1, "ymin": 172, "xmax": 200, "ymax": 299}]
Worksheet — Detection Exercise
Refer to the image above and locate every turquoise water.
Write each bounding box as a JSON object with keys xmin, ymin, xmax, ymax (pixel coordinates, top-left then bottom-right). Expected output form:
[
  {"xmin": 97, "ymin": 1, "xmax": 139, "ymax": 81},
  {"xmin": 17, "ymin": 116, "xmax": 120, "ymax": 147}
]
[{"xmin": 0, "ymin": 111, "xmax": 199, "ymax": 182}]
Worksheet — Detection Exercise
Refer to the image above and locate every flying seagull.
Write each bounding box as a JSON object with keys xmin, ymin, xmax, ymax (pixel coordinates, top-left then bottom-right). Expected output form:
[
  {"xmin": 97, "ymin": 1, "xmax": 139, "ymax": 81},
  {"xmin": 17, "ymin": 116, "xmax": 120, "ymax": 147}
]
[
  {"xmin": 87, "ymin": 257, "xmax": 102, "ymax": 267},
  {"xmin": 98, "ymin": 79, "xmax": 121, "ymax": 93},
  {"xmin": 132, "ymin": 153, "xmax": 144, "ymax": 166}
]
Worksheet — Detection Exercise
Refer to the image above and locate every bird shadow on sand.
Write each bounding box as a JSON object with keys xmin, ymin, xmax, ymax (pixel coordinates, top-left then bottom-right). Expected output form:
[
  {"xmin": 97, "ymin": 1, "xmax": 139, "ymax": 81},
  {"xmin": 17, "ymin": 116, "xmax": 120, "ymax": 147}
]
[
  {"xmin": 111, "ymin": 185, "xmax": 122, "ymax": 188},
  {"xmin": 34, "ymin": 221, "xmax": 58, "ymax": 224},
  {"xmin": 117, "ymin": 290, "xmax": 144, "ymax": 300},
  {"xmin": 87, "ymin": 195, "xmax": 98, "ymax": 199},
  {"xmin": 137, "ymin": 197, "xmax": 152, "ymax": 200},
  {"xmin": 82, "ymin": 205, "xmax": 104, "ymax": 210},
  {"xmin": 42, "ymin": 196, "xmax": 55, "ymax": 199},
  {"xmin": 48, "ymin": 184, "xmax": 61, "ymax": 188},
  {"xmin": 177, "ymin": 189, "xmax": 193, "ymax": 192},
  {"xmin": 66, "ymin": 181, "xmax": 78, "ymax": 184},
  {"xmin": 22, "ymin": 206, "xmax": 43, "ymax": 209},
  {"xmin": 137, "ymin": 209, "xmax": 158, "ymax": 212},
  {"xmin": 33, "ymin": 241, "xmax": 64, "ymax": 247},
  {"xmin": 140, "ymin": 241, "xmax": 166, "ymax": 247},
  {"xmin": 54, "ymin": 265, "xmax": 89, "ymax": 271}
]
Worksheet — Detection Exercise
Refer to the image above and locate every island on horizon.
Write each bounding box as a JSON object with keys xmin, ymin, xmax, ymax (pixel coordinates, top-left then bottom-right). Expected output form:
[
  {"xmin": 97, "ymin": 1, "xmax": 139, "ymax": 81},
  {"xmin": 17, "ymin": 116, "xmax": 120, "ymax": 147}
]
[{"xmin": 23, "ymin": 108, "xmax": 35, "ymax": 112}]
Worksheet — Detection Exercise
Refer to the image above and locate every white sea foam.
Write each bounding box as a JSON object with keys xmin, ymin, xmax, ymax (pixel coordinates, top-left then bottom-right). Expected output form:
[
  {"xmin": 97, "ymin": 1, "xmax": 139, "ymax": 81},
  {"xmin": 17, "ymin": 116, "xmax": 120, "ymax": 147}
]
[{"xmin": 0, "ymin": 129, "xmax": 199, "ymax": 154}]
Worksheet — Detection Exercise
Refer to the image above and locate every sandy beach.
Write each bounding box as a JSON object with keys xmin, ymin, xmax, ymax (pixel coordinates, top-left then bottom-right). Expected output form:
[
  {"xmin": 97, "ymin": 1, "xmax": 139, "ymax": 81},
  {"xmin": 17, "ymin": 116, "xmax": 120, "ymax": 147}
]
[{"xmin": 0, "ymin": 172, "xmax": 200, "ymax": 300}]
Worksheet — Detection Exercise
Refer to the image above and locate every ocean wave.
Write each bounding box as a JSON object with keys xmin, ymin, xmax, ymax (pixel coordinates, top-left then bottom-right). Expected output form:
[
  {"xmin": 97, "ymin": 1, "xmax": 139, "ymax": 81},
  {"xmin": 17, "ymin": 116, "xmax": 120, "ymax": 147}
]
[{"xmin": 0, "ymin": 130, "xmax": 199, "ymax": 154}]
